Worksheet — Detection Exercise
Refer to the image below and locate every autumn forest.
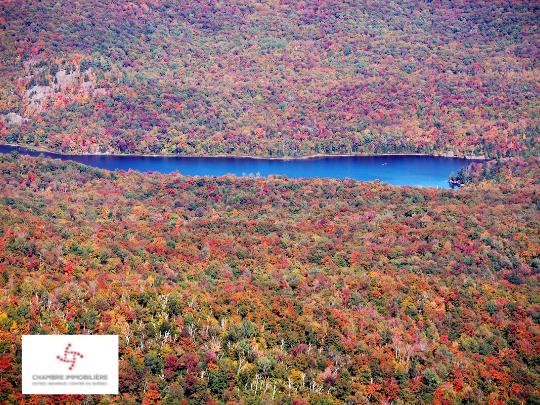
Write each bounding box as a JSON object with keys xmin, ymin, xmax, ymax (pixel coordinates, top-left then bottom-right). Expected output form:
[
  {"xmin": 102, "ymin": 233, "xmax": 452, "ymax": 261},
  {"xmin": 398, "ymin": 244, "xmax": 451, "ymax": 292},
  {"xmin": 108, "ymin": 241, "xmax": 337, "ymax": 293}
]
[
  {"xmin": 0, "ymin": 0, "xmax": 538, "ymax": 157},
  {"xmin": 0, "ymin": 0, "xmax": 539, "ymax": 404}
]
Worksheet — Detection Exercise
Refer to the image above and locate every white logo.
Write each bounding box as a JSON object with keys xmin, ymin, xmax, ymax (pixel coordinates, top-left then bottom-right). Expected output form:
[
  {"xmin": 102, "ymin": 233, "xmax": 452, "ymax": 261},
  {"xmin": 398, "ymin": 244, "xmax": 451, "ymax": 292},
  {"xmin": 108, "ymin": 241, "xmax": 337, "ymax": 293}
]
[{"xmin": 22, "ymin": 335, "xmax": 118, "ymax": 394}]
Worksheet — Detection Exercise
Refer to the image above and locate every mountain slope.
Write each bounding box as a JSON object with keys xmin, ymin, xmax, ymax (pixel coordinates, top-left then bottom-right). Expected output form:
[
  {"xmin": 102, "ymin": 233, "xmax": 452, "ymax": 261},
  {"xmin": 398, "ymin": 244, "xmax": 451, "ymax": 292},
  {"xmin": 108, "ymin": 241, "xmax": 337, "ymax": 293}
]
[
  {"xmin": 0, "ymin": 154, "xmax": 539, "ymax": 403},
  {"xmin": 1, "ymin": 0, "xmax": 538, "ymax": 156}
]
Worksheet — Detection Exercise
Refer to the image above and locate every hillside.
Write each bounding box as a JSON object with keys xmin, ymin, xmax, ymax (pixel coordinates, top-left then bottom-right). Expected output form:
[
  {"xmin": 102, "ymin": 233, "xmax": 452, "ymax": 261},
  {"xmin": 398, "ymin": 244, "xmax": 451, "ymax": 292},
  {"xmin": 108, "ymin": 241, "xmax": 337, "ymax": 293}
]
[
  {"xmin": 1, "ymin": 0, "xmax": 538, "ymax": 157},
  {"xmin": 0, "ymin": 154, "xmax": 538, "ymax": 403}
]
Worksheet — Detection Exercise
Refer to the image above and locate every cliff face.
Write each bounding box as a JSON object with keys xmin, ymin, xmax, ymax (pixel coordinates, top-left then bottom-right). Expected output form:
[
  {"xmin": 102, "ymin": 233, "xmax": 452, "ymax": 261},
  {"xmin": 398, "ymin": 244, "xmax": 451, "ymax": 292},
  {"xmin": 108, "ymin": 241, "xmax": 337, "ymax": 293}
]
[{"xmin": 23, "ymin": 66, "xmax": 107, "ymax": 114}]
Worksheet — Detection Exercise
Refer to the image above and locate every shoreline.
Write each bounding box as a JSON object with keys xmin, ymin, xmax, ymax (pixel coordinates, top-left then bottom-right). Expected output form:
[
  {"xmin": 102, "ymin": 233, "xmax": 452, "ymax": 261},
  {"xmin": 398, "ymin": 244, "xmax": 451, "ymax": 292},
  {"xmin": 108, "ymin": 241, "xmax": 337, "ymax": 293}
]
[{"xmin": 0, "ymin": 142, "xmax": 489, "ymax": 161}]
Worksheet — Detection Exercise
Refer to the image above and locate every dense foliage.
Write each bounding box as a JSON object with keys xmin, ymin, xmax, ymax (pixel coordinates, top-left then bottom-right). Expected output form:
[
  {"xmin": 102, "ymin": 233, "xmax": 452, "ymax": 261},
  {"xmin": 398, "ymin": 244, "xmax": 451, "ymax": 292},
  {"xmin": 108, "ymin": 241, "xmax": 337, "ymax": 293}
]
[
  {"xmin": 1, "ymin": 0, "xmax": 538, "ymax": 156},
  {"xmin": 0, "ymin": 154, "xmax": 538, "ymax": 403}
]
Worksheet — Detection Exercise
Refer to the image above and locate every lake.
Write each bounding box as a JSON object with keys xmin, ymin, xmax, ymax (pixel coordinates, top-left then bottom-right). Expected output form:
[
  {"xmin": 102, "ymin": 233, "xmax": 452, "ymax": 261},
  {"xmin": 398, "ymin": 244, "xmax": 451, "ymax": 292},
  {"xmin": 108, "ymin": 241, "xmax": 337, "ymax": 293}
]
[{"xmin": 0, "ymin": 145, "xmax": 476, "ymax": 188}]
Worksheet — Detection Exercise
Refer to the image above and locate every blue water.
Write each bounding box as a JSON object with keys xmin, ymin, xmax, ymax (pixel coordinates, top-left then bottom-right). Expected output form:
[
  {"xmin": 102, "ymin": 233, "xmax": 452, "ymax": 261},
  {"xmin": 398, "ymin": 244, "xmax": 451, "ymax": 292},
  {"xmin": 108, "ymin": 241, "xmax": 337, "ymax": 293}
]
[{"xmin": 0, "ymin": 145, "xmax": 475, "ymax": 188}]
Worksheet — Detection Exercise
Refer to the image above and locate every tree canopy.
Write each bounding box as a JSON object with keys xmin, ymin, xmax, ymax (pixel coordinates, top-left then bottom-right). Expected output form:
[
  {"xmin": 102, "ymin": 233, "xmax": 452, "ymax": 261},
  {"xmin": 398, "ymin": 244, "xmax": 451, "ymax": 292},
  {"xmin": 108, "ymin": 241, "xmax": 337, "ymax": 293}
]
[
  {"xmin": 0, "ymin": 0, "xmax": 538, "ymax": 157},
  {"xmin": 0, "ymin": 154, "xmax": 538, "ymax": 403}
]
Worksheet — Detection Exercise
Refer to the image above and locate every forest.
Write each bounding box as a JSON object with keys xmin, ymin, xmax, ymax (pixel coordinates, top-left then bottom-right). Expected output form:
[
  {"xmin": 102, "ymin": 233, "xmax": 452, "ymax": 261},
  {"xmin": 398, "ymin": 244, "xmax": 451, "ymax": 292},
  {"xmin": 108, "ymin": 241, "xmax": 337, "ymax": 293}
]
[
  {"xmin": 0, "ymin": 0, "xmax": 538, "ymax": 157},
  {"xmin": 0, "ymin": 153, "xmax": 538, "ymax": 403},
  {"xmin": 0, "ymin": 0, "xmax": 539, "ymax": 403}
]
